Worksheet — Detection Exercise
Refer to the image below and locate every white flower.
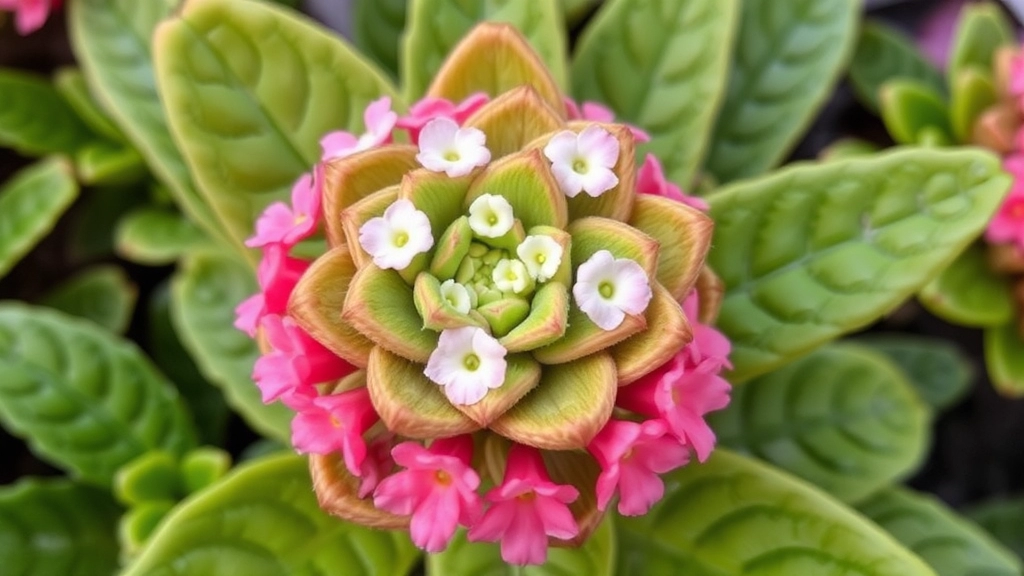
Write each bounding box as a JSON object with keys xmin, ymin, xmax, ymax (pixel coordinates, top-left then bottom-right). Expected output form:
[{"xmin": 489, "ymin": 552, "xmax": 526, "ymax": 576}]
[
  {"xmin": 424, "ymin": 327, "xmax": 508, "ymax": 405},
  {"xmin": 542, "ymin": 125, "xmax": 620, "ymax": 198},
  {"xmin": 439, "ymin": 279, "xmax": 472, "ymax": 314},
  {"xmin": 516, "ymin": 235, "xmax": 563, "ymax": 283},
  {"xmin": 416, "ymin": 117, "xmax": 491, "ymax": 177},
  {"xmin": 357, "ymin": 199, "xmax": 434, "ymax": 270},
  {"xmin": 492, "ymin": 259, "xmax": 531, "ymax": 294},
  {"xmin": 573, "ymin": 250, "xmax": 652, "ymax": 330},
  {"xmin": 467, "ymin": 193, "xmax": 514, "ymax": 238}
]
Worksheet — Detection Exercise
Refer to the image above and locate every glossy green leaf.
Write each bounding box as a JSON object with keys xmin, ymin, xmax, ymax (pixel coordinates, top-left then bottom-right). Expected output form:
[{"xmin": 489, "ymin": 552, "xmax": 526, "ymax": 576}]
[
  {"xmin": 427, "ymin": 513, "xmax": 614, "ymax": 575},
  {"xmin": 154, "ymin": 0, "xmax": 399, "ymax": 247},
  {"xmin": 616, "ymin": 449, "xmax": 935, "ymax": 575},
  {"xmin": 74, "ymin": 141, "xmax": 148, "ymax": 186},
  {"xmin": 951, "ymin": 68, "xmax": 997, "ymax": 143},
  {"xmin": 967, "ymin": 497, "xmax": 1024, "ymax": 559},
  {"xmin": 849, "ymin": 21, "xmax": 945, "ymax": 113},
  {"xmin": 709, "ymin": 344, "xmax": 929, "ymax": 504},
  {"xmin": 69, "ymin": 0, "xmax": 229, "ymax": 248},
  {"xmin": 858, "ymin": 487, "xmax": 1022, "ymax": 576},
  {"xmin": 819, "ymin": 138, "xmax": 880, "ymax": 162},
  {"xmin": 0, "ymin": 158, "xmax": 78, "ymax": 280},
  {"xmin": 124, "ymin": 453, "xmax": 421, "ymax": 576},
  {"xmin": 880, "ymin": 79, "xmax": 954, "ymax": 146},
  {"xmin": 116, "ymin": 207, "xmax": 208, "ymax": 266},
  {"xmin": 180, "ymin": 447, "xmax": 231, "ymax": 494},
  {"xmin": 948, "ymin": 2, "xmax": 1014, "ymax": 83},
  {"xmin": 354, "ymin": 0, "xmax": 407, "ymax": 79},
  {"xmin": 919, "ymin": 243, "xmax": 1014, "ymax": 327},
  {"xmin": 115, "ymin": 452, "xmax": 181, "ymax": 507},
  {"xmin": 0, "ymin": 304, "xmax": 197, "ymax": 485},
  {"xmin": 54, "ymin": 67, "xmax": 127, "ymax": 143},
  {"xmin": 984, "ymin": 321, "xmax": 1024, "ymax": 397},
  {"xmin": 0, "ymin": 478, "xmax": 120, "ymax": 576},
  {"xmin": 0, "ymin": 69, "xmax": 95, "ymax": 156},
  {"xmin": 171, "ymin": 250, "xmax": 292, "ymax": 442},
  {"xmin": 402, "ymin": 0, "xmax": 568, "ymax": 100},
  {"xmin": 39, "ymin": 265, "xmax": 137, "ymax": 334},
  {"xmin": 704, "ymin": 0, "xmax": 858, "ymax": 183},
  {"xmin": 708, "ymin": 148, "xmax": 1010, "ymax": 382},
  {"xmin": 858, "ymin": 334, "xmax": 974, "ymax": 411},
  {"xmin": 571, "ymin": 0, "xmax": 736, "ymax": 187}
]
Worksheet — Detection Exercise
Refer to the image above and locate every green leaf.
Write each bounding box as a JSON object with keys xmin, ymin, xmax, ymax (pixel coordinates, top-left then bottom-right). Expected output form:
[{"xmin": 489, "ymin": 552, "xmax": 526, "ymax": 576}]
[
  {"xmin": 950, "ymin": 68, "xmax": 997, "ymax": 143},
  {"xmin": 354, "ymin": 0, "xmax": 407, "ymax": 79},
  {"xmin": 0, "ymin": 304, "xmax": 197, "ymax": 485},
  {"xmin": 0, "ymin": 478, "xmax": 121, "ymax": 576},
  {"xmin": 427, "ymin": 513, "xmax": 615, "ymax": 575},
  {"xmin": 615, "ymin": 449, "xmax": 935, "ymax": 575},
  {"xmin": 857, "ymin": 334, "xmax": 974, "ymax": 411},
  {"xmin": 74, "ymin": 141, "xmax": 148, "ymax": 186},
  {"xmin": 154, "ymin": 0, "xmax": 400, "ymax": 247},
  {"xmin": 0, "ymin": 158, "xmax": 79, "ymax": 280},
  {"xmin": 879, "ymin": 79, "xmax": 954, "ymax": 146},
  {"xmin": 708, "ymin": 147, "xmax": 1010, "ymax": 382},
  {"xmin": 708, "ymin": 344, "xmax": 929, "ymax": 504},
  {"xmin": 572, "ymin": 0, "xmax": 736, "ymax": 188},
  {"xmin": 703, "ymin": 0, "xmax": 858, "ymax": 183},
  {"xmin": 919, "ymin": 243, "xmax": 1014, "ymax": 327},
  {"xmin": 984, "ymin": 321, "xmax": 1024, "ymax": 397},
  {"xmin": 53, "ymin": 67, "xmax": 127, "ymax": 143},
  {"xmin": 858, "ymin": 487, "xmax": 1022, "ymax": 576},
  {"xmin": 0, "ymin": 69, "xmax": 95, "ymax": 156},
  {"xmin": 848, "ymin": 21, "xmax": 945, "ymax": 113},
  {"xmin": 819, "ymin": 138, "xmax": 880, "ymax": 162},
  {"xmin": 948, "ymin": 2, "xmax": 1014, "ymax": 84},
  {"xmin": 967, "ymin": 497, "xmax": 1024, "ymax": 559},
  {"xmin": 124, "ymin": 453, "xmax": 421, "ymax": 576},
  {"xmin": 171, "ymin": 250, "xmax": 293, "ymax": 442},
  {"xmin": 69, "ymin": 0, "xmax": 231, "ymax": 249},
  {"xmin": 402, "ymin": 0, "xmax": 568, "ymax": 100},
  {"xmin": 39, "ymin": 265, "xmax": 138, "ymax": 334},
  {"xmin": 116, "ymin": 207, "xmax": 209, "ymax": 266},
  {"xmin": 69, "ymin": 185, "xmax": 148, "ymax": 263}
]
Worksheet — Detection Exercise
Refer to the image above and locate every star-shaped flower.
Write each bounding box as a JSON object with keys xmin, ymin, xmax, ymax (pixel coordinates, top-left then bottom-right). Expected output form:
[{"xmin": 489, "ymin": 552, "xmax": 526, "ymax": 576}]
[
  {"xmin": 320, "ymin": 96, "xmax": 398, "ymax": 160},
  {"xmin": 467, "ymin": 193, "xmax": 514, "ymax": 238},
  {"xmin": 416, "ymin": 117, "xmax": 491, "ymax": 177},
  {"xmin": 543, "ymin": 125, "xmax": 619, "ymax": 198},
  {"xmin": 573, "ymin": 250, "xmax": 652, "ymax": 330},
  {"xmin": 424, "ymin": 327, "xmax": 508, "ymax": 405},
  {"xmin": 245, "ymin": 167, "xmax": 323, "ymax": 248},
  {"xmin": 358, "ymin": 199, "xmax": 434, "ymax": 270},
  {"xmin": 516, "ymin": 235, "xmax": 563, "ymax": 283}
]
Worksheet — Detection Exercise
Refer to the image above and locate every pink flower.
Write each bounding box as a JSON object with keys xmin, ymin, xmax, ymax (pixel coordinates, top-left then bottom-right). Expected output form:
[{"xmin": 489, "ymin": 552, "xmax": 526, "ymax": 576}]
[
  {"xmin": 564, "ymin": 98, "xmax": 650, "ymax": 143},
  {"xmin": 245, "ymin": 167, "xmax": 323, "ymax": 248},
  {"xmin": 291, "ymin": 388, "xmax": 380, "ymax": 477},
  {"xmin": 986, "ymin": 183, "xmax": 1024, "ymax": 251},
  {"xmin": 358, "ymin": 434, "xmax": 396, "ymax": 498},
  {"xmin": 320, "ymin": 97, "xmax": 398, "ymax": 160},
  {"xmin": 0, "ymin": 0, "xmax": 58, "ymax": 35},
  {"xmin": 588, "ymin": 419, "xmax": 689, "ymax": 516},
  {"xmin": 397, "ymin": 93, "xmax": 489, "ymax": 143},
  {"xmin": 373, "ymin": 436, "xmax": 482, "ymax": 553},
  {"xmin": 233, "ymin": 244, "xmax": 310, "ymax": 336},
  {"xmin": 468, "ymin": 444, "xmax": 579, "ymax": 566},
  {"xmin": 636, "ymin": 154, "xmax": 709, "ymax": 211}
]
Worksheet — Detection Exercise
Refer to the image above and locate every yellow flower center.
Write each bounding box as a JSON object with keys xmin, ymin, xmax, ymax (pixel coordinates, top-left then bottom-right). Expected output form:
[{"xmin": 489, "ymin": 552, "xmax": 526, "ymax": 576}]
[
  {"xmin": 598, "ymin": 281, "xmax": 615, "ymax": 299},
  {"xmin": 463, "ymin": 353, "xmax": 480, "ymax": 371},
  {"xmin": 393, "ymin": 231, "xmax": 409, "ymax": 248}
]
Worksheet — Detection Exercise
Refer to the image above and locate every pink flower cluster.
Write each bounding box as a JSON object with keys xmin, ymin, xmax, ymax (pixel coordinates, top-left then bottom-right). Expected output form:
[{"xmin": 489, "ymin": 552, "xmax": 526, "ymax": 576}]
[
  {"xmin": 235, "ymin": 95, "xmax": 730, "ymax": 565},
  {"xmin": 988, "ymin": 154, "xmax": 1024, "ymax": 252},
  {"xmin": 0, "ymin": 0, "xmax": 60, "ymax": 35}
]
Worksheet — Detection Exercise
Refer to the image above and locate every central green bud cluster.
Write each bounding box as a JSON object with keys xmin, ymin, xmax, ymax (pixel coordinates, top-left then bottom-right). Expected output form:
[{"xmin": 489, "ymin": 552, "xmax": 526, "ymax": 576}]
[{"xmin": 454, "ymin": 243, "xmax": 524, "ymax": 306}]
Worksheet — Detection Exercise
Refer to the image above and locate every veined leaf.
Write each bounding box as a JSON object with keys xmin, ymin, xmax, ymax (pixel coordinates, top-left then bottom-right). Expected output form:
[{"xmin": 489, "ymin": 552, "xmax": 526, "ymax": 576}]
[
  {"xmin": 708, "ymin": 148, "xmax": 1011, "ymax": 382},
  {"xmin": 0, "ymin": 69, "xmax": 95, "ymax": 156},
  {"xmin": 154, "ymin": 0, "xmax": 400, "ymax": 247},
  {"xmin": 53, "ymin": 67, "xmax": 127, "ymax": 143},
  {"xmin": 709, "ymin": 344, "xmax": 929, "ymax": 504},
  {"xmin": 0, "ymin": 304, "xmax": 197, "ymax": 485},
  {"xmin": 0, "ymin": 158, "xmax": 79, "ymax": 280},
  {"xmin": 879, "ymin": 79, "xmax": 954, "ymax": 146},
  {"xmin": 74, "ymin": 141, "xmax": 148, "ymax": 186},
  {"xmin": 124, "ymin": 453, "xmax": 421, "ymax": 576},
  {"xmin": 171, "ymin": 250, "xmax": 292, "ymax": 442},
  {"xmin": 704, "ymin": 0, "xmax": 858, "ymax": 183},
  {"xmin": 849, "ymin": 21, "xmax": 945, "ymax": 113},
  {"xmin": 858, "ymin": 334, "xmax": 973, "ymax": 411},
  {"xmin": 116, "ymin": 207, "xmax": 209, "ymax": 266},
  {"xmin": 819, "ymin": 138, "xmax": 880, "ymax": 162},
  {"xmin": 354, "ymin": 0, "xmax": 407, "ymax": 79},
  {"xmin": 0, "ymin": 479, "xmax": 120, "ymax": 576},
  {"xmin": 571, "ymin": 0, "xmax": 737, "ymax": 187},
  {"xmin": 39, "ymin": 265, "xmax": 137, "ymax": 334},
  {"xmin": 919, "ymin": 243, "xmax": 1014, "ymax": 327},
  {"xmin": 616, "ymin": 449, "xmax": 935, "ymax": 575},
  {"xmin": 402, "ymin": 0, "xmax": 568, "ymax": 100},
  {"xmin": 948, "ymin": 1, "xmax": 1014, "ymax": 84},
  {"xmin": 858, "ymin": 487, "xmax": 1022, "ymax": 576},
  {"xmin": 984, "ymin": 321, "xmax": 1024, "ymax": 398},
  {"xmin": 968, "ymin": 497, "xmax": 1024, "ymax": 559}
]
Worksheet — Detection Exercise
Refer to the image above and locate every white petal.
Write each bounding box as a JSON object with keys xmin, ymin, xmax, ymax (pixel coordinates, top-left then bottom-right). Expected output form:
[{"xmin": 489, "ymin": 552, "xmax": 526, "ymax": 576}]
[
  {"xmin": 357, "ymin": 217, "xmax": 392, "ymax": 259},
  {"xmin": 416, "ymin": 151, "xmax": 450, "ymax": 173},
  {"xmin": 576, "ymin": 125, "xmax": 620, "ymax": 168},
  {"xmin": 425, "ymin": 327, "xmax": 507, "ymax": 406},
  {"xmin": 580, "ymin": 167, "xmax": 619, "ymax": 198},
  {"xmin": 610, "ymin": 259, "xmax": 652, "ymax": 315},
  {"xmin": 418, "ymin": 117, "xmax": 459, "ymax": 151},
  {"xmin": 470, "ymin": 329, "xmax": 508, "ymax": 389},
  {"xmin": 468, "ymin": 194, "xmax": 514, "ymax": 238},
  {"xmin": 573, "ymin": 251, "xmax": 649, "ymax": 330},
  {"xmin": 575, "ymin": 250, "xmax": 615, "ymax": 284},
  {"xmin": 443, "ymin": 377, "xmax": 489, "ymax": 405},
  {"xmin": 439, "ymin": 280, "xmax": 472, "ymax": 314},
  {"xmin": 575, "ymin": 285, "xmax": 626, "ymax": 330},
  {"xmin": 360, "ymin": 199, "xmax": 433, "ymax": 270},
  {"xmin": 543, "ymin": 131, "xmax": 579, "ymax": 164},
  {"xmin": 551, "ymin": 163, "xmax": 586, "ymax": 198},
  {"xmin": 492, "ymin": 259, "xmax": 530, "ymax": 293}
]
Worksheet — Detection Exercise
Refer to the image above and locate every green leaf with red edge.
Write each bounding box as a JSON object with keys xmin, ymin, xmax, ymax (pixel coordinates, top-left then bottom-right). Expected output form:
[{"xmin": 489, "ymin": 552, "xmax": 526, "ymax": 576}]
[
  {"xmin": 919, "ymin": 243, "xmax": 1014, "ymax": 328},
  {"xmin": 985, "ymin": 320, "xmax": 1024, "ymax": 398}
]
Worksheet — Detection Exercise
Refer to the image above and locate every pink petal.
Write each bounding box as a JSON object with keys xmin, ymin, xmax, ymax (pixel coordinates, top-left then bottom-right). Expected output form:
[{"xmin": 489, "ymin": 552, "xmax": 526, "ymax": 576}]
[
  {"xmin": 410, "ymin": 485, "xmax": 461, "ymax": 553},
  {"xmin": 233, "ymin": 293, "xmax": 264, "ymax": 336},
  {"xmin": 320, "ymin": 130, "xmax": 359, "ymax": 161}
]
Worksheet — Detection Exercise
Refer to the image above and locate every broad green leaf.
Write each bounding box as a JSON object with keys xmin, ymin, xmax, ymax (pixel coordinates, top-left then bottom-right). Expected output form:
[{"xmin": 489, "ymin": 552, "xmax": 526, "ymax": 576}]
[
  {"xmin": 69, "ymin": 185, "xmax": 148, "ymax": 263},
  {"xmin": 74, "ymin": 141, "xmax": 148, "ymax": 186},
  {"xmin": 984, "ymin": 321, "xmax": 1024, "ymax": 397},
  {"xmin": 919, "ymin": 243, "xmax": 1014, "ymax": 327},
  {"xmin": 427, "ymin": 514, "xmax": 614, "ymax": 575},
  {"xmin": 69, "ymin": 0, "xmax": 231, "ymax": 249},
  {"xmin": 857, "ymin": 334, "xmax": 974, "ymax": 411},
  {"xmin": 571, "ymin": 0, "xmax": 737, "ymax": 187},
  {"xmin": 819, "ymin": 138, "xmax": 879, "ymax": 162},
  {"xmin": 39, "ymin": 265, "xmax": 137, "ymax": 334},
  {"xmin": 709, "ymin": 344, "xmax": 929, "ymax": 504},
  {"xmin": 0, "ymin": 304, "xmax": 197, "ymax": 485},
  {"xmin": 848, "ymin": 21, "xmax": 945, "ymax": 113},
  {"xmin": 171, "ymin": 250, "xmax": 292, "ymax": 442},
  {"xmin": 154, "ymin": 0, "xmax": 400, "ymax": 247},
  {"xmin": 561, "ymin": 0, "xmax": 600, "ymax": 26},
  {"xmin": 124, "ymin": 453, "xmax": 421, "ymax": 576},
  {"xmin": 858, "ymin": 487, "xmax": 1022, "ymax": 576},
  {"xmin": 116, "ymin": 207, "xmax": 208, "ymax": 266},
  {"xmin": 879, "ymin": 79, "xmax": 954, "ymax": 146},
  {"xmin": 0, "ymin": 158, "xmax": 79, "ymax": 280},
  {"xmin": 950, "ymin": 69, "xmax": 997, "ymax": 143},
  {"xmin": 615, "ymin": 449, "xmax": 935, "ymax": 576},
  {"xmin": 708, "ymin": 147, "xmax": 1010, "ymax": 382},
  {"xmin": 0, "ymin": 478, "xmax": 120, "ymax": 576},
  {"xmin": 704, "ymin": 0, "xmax": 858, "ymax": 183},
  {"xmin": 0, "ymin": 69, "xmax": 95, "ymax": 156},
  {"xmin": 948, "ymin": 2, "xmax": 1014, "ymax": 84},
  {"xmin": 968, "ymin": 497, "xmax": 1024, "ymax": 559},
  {"xmin": 354, "ymin": 0, "xmax": 407, "ymax": 79},
  {"xmin": 402, "ymin": 0, "xmax": 568, "ymax": 100},
  {"xmin": 53, "ymin": 67, "xmax": 127, "ymax": 143}
]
